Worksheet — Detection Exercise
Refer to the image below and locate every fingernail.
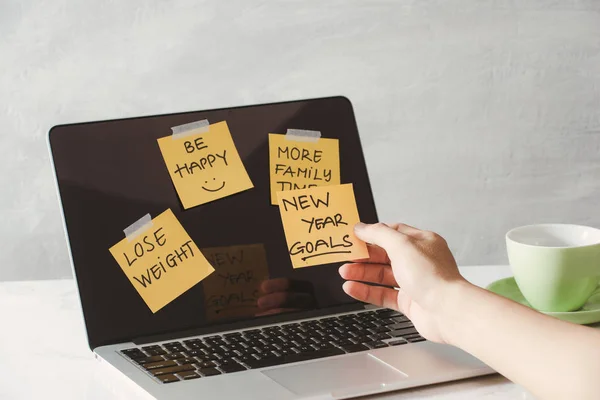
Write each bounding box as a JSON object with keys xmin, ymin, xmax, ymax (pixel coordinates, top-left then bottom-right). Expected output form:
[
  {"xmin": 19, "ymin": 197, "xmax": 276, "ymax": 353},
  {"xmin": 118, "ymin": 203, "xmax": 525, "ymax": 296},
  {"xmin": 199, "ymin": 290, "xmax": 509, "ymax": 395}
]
[{"xmin": 354, "ymin": 222, "xmax": 367, "ymax": 232}]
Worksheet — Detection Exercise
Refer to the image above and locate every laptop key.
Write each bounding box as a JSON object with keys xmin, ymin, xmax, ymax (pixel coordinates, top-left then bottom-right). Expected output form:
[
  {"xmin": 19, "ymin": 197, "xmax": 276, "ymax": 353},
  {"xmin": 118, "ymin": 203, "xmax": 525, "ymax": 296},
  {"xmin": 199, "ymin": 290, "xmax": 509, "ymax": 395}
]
[
  {"xmin": 157, "ymin": 374, "xmax": 180, "ymax": 383},
  {"xmin": 143, "ymin": 360, "xmax": 178, "ymax": 370},
  {"xmin": 365, "ymin": 341, "xmax": 389, "ymax": 349},
  {"xmin": 369, "ymin": 333, "xmax": 392, "ymax": 341},
  {"xmin": 163, "ymin": 342, "xmax": 186, "ymax": 351},
  {"xmin": 389, "ymin": 328, "xmax": 419, "ymax": 337},
  {"xmin": 369, "ymin": 326, "xmax": 391, "ymax": 334},
  {"xmin": 309, "ymin": 337, "xmax": 322, "ymax": 344},
  {"xmin": 198, "ymin": 368, "xmax": 222, "ymax": 377},
  {"xmin": 377, "ymin": 318, "xmax": 397, "ymax": 326},
  {"xmin": 265, "ymin": 350, "xmax": 281, "ymax": 358},
  {"xmin": 177, "ymin": 358, "xmax": 197, "ymax": 365},
  {"xmin": 389, "ymin": 339, "xmax": 408, "ymax": 346},
  {"xmin": 349, "ymin": 336, "xmax": 370, "ymax": 345},
  {"xmin": 297, "ymin": 346, "xmax": 316, "ymax": 353},
  {"xmin": 150, "ymin": 364, "xmax": 195, "ymax": 376},
  {"xmin": 219, "ymin": 362, "xmax": 247, "ymax": 374},
  {"xmin": 135, "ymin": 355, "xmax": 165, "ymax": 364},
  {"xmin": 236, "ymin": 347, "xmax": 256, "ymax": 356},
  {"xmin": 378, "ymin": 310, "xmax": 404, "ymax": 318},
  {"xmin": 122, "ymin": 349, "xmax": 147, "ymax": 360},
  {"xmin": 320, "ymin": 341, "xmax": 337, "ymax": 348},
  {"xmin": 276, "ymin": 349, "xmax": 297, "ymax": 356},
  {"xmin": 339, "ymin": 344, "xmax": 369, "ymax": 353},
  {"xmin": 145, "ymin": 349, "xmax": 168, "ymax": 356},
  {"xmin": 388, "ymin": 322, "xmax": 414, "ymax": 330},
  {"xmin": 196, "ymin": 361, "xmax": 217, "ymax": 369},
  {"xmin": 215, "ymin": 352, "xmax": 236, "ymax": 359},
  {"xmin": 176, "ymin": 371, "xmax": 200, "ymax": 380},
  {"xmin": 237, "ymin": 355, "xmax": 258, "ymax": 363},
  {"xmin": 332, "ymin": 338, "xmax": 355, "ymax": 347},
  {"xmin": 245, "ymin": 348, "xmax": 345, "ymax": 369},
  {"xmin": 164, "ymin": 352, "xmax": 186, "ymax": 360}
]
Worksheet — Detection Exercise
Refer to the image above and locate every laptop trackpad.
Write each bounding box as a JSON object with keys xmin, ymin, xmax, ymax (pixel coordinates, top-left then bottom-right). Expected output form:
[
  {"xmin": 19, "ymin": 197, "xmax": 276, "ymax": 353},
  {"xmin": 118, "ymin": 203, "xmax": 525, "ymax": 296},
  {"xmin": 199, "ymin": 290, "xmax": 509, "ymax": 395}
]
[{"xmin": 262, "ymin": 354, "xmax": 407, "ymax": 397}]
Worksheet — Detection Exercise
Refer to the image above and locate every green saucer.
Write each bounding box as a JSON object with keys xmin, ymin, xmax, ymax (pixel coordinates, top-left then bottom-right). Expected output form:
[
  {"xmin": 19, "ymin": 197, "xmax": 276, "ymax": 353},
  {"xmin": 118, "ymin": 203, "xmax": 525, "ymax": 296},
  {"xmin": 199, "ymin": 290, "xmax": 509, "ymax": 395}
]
[{"xmin": 486, "ymin": 277, "xmax": 600, "ymax": 325}]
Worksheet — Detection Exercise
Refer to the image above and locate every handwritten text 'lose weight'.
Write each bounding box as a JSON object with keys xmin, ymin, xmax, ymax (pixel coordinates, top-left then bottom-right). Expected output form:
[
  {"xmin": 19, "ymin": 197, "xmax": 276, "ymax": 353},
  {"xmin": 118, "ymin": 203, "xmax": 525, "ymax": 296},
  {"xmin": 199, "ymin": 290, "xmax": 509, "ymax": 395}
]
[{"xmin": 109, "ymin": 209, "xmax": 215, "ymax": 313}]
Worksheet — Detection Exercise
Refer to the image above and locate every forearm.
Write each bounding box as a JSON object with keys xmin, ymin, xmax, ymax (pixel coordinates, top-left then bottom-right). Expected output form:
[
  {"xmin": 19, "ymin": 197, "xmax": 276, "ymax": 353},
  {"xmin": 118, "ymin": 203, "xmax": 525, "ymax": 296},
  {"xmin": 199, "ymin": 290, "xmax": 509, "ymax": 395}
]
[{"xmin": 439, "ymin": 280, "xmax": 600, "ymax": 400}]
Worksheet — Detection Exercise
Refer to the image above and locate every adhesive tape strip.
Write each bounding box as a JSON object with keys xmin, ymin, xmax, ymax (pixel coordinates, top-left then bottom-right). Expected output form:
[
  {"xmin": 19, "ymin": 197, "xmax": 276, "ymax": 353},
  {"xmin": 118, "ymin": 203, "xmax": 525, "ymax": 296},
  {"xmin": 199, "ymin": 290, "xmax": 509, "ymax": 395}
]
[
  {"xmin": 171, "ymin": 119, "xmax": 210, "ymax": 139},
  {"xmin": 124, "ymin": 213, "xmax": 153, "ymax": 241},
  {"xmin": 285, "ymin": 129, "xmax": 321, "ymax": 143}
]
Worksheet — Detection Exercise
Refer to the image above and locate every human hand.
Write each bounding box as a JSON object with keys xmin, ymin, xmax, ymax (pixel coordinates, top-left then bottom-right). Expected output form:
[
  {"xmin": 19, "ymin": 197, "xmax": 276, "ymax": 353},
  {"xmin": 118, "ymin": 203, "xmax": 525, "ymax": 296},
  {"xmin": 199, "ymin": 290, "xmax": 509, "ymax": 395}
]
[
  {"xmin": 255, "ymin": 278, "xmax": 316, "ymax": 316},
  {"xmin": 339, "ymin": 222, "xmax": 469, "ymax": 343}
]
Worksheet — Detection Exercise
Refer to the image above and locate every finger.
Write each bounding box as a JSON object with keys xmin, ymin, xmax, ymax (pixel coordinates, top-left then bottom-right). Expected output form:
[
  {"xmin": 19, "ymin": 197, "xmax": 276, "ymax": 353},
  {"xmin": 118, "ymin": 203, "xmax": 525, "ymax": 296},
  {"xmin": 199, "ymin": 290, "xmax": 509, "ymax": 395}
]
[
  {"xmin": 354, "ymin": 223, "xmax": 410, "ymax": 259},
  {"xmin": 339, "ymin": 263, "xmax": 397, "ymax": 287},
  {"xmin": 260, "ymin": 278, "xmax": 314, "ymax": 294},
  {"xmin": 352, "ymin": 243, "xmax": 391, "ymax": 264},
  {"xmin": 395, "ymin": 287, "xmax": 411, "ymax": 318},
  {"xmin": 342, "ymin": 281, "xmax": 399, "ymax": 310},
  {"xmin": 260, "ymin": 278, "xmax": 290, "ymax": 294},
  {"xmin": 257, "ymin": 292, "xmax": 315, "ymax": 310},
  {"xmin": 390, "ymin": 223, "xmax": 427, "ymax": 238},
  {"xmin": 255, "ymin": 308, "xmax": 298, "ymax": 317}
]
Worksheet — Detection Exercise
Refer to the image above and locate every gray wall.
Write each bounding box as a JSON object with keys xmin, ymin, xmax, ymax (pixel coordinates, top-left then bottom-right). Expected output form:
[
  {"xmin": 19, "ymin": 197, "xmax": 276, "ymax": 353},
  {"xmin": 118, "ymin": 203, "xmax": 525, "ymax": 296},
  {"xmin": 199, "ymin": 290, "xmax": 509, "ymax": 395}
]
[{"xmin": 1, "ymin": 1, "xmax": 600, "ymax": 281}]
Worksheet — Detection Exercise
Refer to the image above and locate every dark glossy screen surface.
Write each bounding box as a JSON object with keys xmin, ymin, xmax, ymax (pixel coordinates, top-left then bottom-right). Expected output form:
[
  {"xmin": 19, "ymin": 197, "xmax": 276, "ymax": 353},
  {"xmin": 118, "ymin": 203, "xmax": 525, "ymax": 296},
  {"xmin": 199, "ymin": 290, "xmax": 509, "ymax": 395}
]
[{"xmin": 49, "ymin": 96, "xmax": 378, "ymax": 350}]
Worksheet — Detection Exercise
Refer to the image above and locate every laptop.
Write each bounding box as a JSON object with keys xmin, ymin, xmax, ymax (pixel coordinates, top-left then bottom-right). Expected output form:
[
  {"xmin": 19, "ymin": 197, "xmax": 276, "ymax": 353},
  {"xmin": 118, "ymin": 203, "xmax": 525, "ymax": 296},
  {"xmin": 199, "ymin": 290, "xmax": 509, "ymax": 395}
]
[{"xmin": 49, "ymin": 96, "xmax": 493, "ymax": 399}]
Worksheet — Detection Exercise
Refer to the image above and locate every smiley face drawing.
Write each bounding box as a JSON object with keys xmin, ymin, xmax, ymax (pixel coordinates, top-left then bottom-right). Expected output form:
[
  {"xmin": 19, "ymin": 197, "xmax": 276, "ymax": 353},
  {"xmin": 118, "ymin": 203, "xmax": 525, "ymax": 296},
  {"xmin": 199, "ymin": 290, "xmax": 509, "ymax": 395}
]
[
  {"xmin": 157, "ymin": 121, "xmax": 254, "ymax": 208},
  {"xmin": 202, "ymin": 177, "xmax": 226, "ymax": 192}
]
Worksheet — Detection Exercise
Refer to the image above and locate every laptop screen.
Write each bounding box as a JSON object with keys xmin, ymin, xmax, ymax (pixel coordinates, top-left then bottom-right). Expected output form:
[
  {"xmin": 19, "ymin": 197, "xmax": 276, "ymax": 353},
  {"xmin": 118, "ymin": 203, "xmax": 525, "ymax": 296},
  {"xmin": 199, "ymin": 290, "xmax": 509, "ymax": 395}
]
[{"xmin": 49, "ymin": 97, "xmax": 378, "ymax": 350}]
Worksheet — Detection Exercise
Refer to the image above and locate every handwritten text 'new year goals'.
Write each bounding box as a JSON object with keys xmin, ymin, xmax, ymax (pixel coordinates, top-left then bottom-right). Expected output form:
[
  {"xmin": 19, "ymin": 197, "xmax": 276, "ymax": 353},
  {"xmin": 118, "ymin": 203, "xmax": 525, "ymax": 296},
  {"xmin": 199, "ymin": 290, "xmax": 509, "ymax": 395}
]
[{"xmin": 280, "ymin": 191, "xmax": 353, "ymax": 261}]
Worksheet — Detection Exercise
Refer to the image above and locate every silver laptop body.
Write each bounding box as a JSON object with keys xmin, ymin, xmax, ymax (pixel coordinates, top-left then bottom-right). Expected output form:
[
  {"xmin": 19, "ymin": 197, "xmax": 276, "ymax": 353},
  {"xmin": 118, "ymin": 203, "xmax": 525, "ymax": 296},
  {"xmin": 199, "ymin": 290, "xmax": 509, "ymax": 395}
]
[
  {"xmin": 94, "ymin": 311, "xmax": 493, "ymax": 400},
  {"xmin": 49, "ymin": 97, "xmax": 494, "ymax": 400}
]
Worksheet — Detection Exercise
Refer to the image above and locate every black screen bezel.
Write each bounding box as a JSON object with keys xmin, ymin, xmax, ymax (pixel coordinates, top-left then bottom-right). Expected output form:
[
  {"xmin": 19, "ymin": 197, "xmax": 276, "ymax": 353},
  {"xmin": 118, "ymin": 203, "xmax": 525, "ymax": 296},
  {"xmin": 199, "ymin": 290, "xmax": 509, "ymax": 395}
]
[{"xmin": 49, "ymin": 96, "xmax": 378, "ymax": 350}]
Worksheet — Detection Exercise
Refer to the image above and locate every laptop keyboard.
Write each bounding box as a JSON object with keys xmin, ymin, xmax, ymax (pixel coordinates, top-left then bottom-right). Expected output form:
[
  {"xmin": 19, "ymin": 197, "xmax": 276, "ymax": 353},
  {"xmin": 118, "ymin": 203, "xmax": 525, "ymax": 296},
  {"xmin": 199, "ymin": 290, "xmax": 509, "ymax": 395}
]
[{"xmin": 119, "ymin": 309, "xmax": 426, "ymax": 384}]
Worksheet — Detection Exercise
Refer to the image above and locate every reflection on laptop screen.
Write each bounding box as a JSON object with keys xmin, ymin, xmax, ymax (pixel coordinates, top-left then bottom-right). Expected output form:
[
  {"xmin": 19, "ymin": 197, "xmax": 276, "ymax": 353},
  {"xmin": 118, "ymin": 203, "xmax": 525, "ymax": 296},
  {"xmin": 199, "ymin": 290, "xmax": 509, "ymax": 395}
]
[{"xmin": 49, "ymin": 97, "xmax": 378, "ymax": 349}]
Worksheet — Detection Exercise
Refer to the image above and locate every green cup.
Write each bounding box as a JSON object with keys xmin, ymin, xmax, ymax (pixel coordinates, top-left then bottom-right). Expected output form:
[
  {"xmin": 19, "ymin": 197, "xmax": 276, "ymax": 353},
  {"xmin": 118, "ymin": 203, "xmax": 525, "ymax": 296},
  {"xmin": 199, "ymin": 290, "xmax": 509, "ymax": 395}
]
[{"xmin": 506, "ymin": 224, "xmax": 600, "ymax": 312}]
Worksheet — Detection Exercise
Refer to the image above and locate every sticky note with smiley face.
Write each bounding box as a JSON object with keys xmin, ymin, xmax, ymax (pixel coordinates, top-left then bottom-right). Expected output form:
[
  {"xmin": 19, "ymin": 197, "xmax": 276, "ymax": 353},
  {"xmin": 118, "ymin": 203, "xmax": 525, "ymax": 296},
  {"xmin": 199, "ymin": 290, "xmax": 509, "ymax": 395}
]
[{"xmin": 157, "ymin": 121, "xmax": 254, "ymax": 209}]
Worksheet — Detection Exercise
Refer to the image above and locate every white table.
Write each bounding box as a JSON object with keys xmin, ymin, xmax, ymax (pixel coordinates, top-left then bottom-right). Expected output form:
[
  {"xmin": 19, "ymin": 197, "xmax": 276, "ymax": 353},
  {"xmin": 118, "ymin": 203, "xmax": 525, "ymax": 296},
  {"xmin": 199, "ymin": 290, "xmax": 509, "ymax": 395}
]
[{"xmin": 1, "ymin": 265, "xmax": 539, "ymax": 399}]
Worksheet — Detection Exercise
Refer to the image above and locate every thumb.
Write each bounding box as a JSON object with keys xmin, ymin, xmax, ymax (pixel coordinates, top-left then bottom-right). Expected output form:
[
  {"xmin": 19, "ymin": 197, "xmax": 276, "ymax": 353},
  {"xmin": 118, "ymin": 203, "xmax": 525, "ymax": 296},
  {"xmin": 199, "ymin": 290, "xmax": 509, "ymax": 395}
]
[
  {"xmin": 354, "ymin": 222, "xmax": 407, "ymax": 259},
  {"xmin": 395, "ymin": 287, "xmax": 412, "ymax": 318}
]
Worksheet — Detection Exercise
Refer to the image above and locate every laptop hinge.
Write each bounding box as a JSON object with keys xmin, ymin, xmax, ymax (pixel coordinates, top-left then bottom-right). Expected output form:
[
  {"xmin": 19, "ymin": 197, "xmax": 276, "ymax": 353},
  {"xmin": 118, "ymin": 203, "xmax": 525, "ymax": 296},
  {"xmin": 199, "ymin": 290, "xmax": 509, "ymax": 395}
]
[{"xmin": 133, "ymin": 303, "xmax": 367, "ymax": 345}]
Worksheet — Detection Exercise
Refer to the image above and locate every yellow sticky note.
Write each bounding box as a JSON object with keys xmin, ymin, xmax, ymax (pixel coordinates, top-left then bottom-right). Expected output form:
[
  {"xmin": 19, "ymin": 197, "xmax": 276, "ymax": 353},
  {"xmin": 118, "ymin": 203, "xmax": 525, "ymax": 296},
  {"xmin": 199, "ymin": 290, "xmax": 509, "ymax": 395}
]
[
  {"xmin": 268, "ymin": 133, "xmax": 340, "ymax": 205},
  {"xmin": 201, "ymin": 244, "xmax": 269, "ymax": 322},
  {"xmin": 157, "ymin": 121, "xmax": 254, "ymax": 209},
  {"xmin": 276, "ymin": 183, "xmax": 368, "ymax": 268},
  {"xmin": 109, "ymin": 209, "xmax": 215, "ymax": 313}
]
